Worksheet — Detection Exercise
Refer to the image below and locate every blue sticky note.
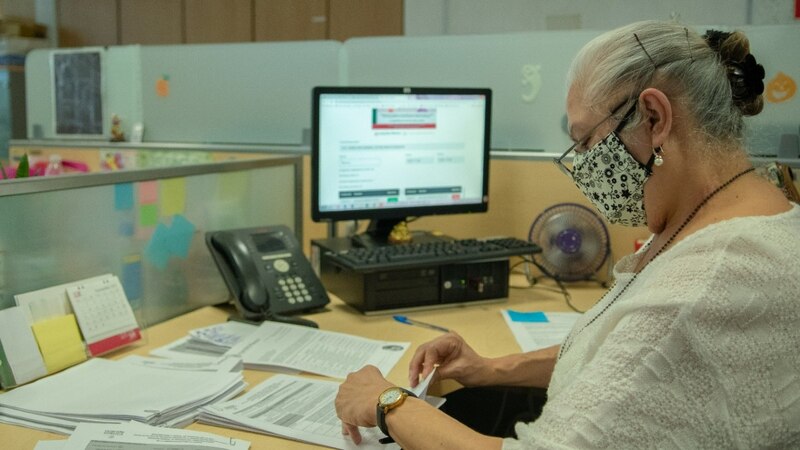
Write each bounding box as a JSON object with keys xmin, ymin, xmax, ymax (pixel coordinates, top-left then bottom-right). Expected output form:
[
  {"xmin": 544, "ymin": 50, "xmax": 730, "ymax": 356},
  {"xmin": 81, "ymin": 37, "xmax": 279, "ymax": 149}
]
[
  {"xmin": 121, "ymin": 259, "xmax": 143, "ymax": 301},
  {"xmin": 167, "ymin": 214, "xmax": 195, "ymax": 258},
  {"xmin": 114, "ymin": 183, "xmax": 134, "ymax": 210},
  {"xmin": 118, "ymin": 219, "xmax": 134, "ymax": 237},
  {"xmin": 145, "ymin": 223, "xmax": 172, "ymax": 269},
  {"xmin": 508, "ymin": 310, "xmax": 549, "ymax": 323}
]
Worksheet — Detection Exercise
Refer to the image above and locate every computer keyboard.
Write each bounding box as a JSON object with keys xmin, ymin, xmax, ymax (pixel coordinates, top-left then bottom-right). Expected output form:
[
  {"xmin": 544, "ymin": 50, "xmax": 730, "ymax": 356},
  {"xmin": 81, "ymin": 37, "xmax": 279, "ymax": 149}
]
[{"xmin": 324, "ymin": 237, "xmax": 542, "ymax": 271}]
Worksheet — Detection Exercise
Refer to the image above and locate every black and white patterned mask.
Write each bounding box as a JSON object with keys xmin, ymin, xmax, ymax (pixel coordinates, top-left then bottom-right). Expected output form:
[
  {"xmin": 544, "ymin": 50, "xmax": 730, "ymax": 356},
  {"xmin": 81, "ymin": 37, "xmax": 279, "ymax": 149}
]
[{"xmin": 571, "ymin": 132, "xmax": 652, "ymax": 227}]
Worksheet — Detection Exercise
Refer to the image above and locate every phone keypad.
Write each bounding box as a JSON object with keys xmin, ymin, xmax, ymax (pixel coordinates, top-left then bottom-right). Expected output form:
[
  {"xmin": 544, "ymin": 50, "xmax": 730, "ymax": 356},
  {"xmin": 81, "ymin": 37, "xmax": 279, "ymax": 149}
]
[{"xmin": 277, "ymin": 275, "xmax": 314, "ymax": 304}]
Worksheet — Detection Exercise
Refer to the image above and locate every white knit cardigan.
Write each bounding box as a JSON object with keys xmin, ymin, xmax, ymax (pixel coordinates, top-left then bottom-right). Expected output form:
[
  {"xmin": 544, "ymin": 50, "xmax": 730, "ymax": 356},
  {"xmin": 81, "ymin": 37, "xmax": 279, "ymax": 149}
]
[{"xmin": 504, "ymin": 204, "xmax": 800, "ymax": 449}]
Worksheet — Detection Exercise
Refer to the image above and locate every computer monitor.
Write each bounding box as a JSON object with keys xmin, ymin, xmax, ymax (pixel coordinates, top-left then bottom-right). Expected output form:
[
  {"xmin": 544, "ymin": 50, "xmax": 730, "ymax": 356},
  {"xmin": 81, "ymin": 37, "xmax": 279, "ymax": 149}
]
[{"xmin": 311, "ymin": 86, "xmax": 492, "ymax": 245}]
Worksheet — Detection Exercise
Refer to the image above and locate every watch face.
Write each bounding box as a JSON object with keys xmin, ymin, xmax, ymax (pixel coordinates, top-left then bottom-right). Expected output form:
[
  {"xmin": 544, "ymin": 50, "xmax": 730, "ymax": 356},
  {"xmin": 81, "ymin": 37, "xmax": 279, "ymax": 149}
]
[{"xmin": 379, "ymin": 388, "xmax": 403, "ymax": 406}]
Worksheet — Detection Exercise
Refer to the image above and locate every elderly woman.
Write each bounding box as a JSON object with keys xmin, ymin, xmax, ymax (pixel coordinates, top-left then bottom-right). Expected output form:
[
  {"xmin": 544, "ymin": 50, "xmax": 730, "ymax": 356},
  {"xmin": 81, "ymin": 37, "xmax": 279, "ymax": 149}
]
[{"xmin": 335, "ymin": 20, "xmax": 800, "ymax": 449}]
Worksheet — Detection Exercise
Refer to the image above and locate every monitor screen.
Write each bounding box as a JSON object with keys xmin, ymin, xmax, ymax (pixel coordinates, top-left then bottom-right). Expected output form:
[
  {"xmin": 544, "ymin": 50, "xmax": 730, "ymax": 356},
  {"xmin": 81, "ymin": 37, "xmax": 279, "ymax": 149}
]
[{"xmin": 311, "ymin": 86, "xmax": 492, "ymax": 243}]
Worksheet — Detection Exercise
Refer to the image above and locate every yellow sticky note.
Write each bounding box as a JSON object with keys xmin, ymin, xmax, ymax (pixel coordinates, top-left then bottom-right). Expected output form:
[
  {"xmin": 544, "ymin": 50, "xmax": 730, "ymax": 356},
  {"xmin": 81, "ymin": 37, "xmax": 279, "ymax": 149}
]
[
  {"xmin": 161, "ymin": 178, "xmax": 186, "ymax": 216},
  {"xmin": 218, "ymin": 172, "xmax": 248, "ymax": 198},
  {"xmin": 31, "ymin": 314, "xmax": 88, "ymax": 374}
]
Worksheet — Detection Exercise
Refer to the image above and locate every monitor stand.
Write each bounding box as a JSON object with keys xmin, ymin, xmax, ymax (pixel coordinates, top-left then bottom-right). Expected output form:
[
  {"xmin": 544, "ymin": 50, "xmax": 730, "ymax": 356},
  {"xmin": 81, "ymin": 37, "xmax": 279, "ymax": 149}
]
[
  {"xmin": 350, "ymin": 218, "xmax": 403, "ymax": 249},
  {"xmin": 350, "ymin": 218, "xmax": 449, "ymax": 249}
]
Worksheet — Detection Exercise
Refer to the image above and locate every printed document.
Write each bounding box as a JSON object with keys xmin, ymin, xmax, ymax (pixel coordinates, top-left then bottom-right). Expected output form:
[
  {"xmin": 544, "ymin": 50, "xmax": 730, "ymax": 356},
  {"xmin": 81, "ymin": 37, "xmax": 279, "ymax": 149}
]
[
  {"xmin": 36, "ymin": 421, "xmax": 250, "ymax": 450},
  {"xmin": 501, "ymin": 310, "xmax": 581, "ymax": 352},
  {"xmin": 150, "ymin": 321, "xmax": 257, "ymax": 361},
  {"xmin": 199, "ymin": 370, "xmax": 441, "ymax": 450},
  {"xmin": 227, "ymin": 321, "xmax": 409, "ymax": 379}
]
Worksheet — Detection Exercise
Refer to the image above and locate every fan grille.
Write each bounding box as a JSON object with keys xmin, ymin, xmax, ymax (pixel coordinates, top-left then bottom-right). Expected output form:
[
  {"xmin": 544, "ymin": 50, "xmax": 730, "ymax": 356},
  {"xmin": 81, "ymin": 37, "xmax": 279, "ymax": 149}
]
[{"xmin": 529, "ymin": 203, "xmax": 610, "ymax": 281}]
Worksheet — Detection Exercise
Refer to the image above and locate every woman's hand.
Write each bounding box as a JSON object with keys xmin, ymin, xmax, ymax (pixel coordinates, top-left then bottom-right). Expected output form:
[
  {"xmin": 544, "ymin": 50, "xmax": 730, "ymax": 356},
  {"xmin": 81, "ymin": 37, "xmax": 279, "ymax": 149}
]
[
  {"xmin": 408, "ymin": 331, "xmax": 493, "ymax": 388},
  {"xmin": 335, "ymin": 365, "xmax": 393, "ymax": 445}
]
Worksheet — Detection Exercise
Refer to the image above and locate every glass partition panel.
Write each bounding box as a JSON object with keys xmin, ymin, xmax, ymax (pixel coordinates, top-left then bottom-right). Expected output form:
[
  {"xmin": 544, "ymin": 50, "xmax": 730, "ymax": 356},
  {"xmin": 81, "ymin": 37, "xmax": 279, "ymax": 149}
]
[{"xmin": 0, "ymin": 156, "xmax": 302, "ymax": 327}]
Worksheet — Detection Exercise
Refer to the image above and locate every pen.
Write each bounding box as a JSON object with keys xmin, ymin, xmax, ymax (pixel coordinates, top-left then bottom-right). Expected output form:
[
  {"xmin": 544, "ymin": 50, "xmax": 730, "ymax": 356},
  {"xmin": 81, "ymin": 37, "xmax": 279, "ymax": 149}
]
[{"xmin": 393, "ymin": 315, "xmax": 450, "ymax": 333}]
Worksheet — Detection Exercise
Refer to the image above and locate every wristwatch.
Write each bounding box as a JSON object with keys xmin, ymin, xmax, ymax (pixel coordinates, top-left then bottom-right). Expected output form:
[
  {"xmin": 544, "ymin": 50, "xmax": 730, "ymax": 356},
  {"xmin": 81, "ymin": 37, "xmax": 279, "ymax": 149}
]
[{"xmin": 376, "ymin": 386, "xmax": 417, "ymax": 438}]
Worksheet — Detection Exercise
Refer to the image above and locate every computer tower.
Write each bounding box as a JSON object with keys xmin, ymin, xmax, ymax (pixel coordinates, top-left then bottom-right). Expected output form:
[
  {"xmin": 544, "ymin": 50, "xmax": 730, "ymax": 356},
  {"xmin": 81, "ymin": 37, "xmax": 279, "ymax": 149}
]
[{"xmin": 312, "ymin": 238, "xmax": 509, "ymax": 314}]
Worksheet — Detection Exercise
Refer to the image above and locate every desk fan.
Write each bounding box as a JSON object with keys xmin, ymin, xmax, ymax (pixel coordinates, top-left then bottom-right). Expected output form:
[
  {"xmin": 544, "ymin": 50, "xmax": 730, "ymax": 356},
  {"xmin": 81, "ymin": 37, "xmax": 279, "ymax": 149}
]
[{"xmin": 528, "ymin": 203, "xmax": 610, "ymax": 284}]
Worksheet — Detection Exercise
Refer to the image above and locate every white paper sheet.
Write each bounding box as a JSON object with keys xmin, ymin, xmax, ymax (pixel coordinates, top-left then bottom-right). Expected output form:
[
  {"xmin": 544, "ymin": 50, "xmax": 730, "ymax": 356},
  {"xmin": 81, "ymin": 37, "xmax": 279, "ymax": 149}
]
[
  {"xmin": 0, "ymin": 306, "xmax": 48, "ymax": 386},
  {"xmin": 121, "ymin": 355, "xmax": 243, "ymax": 373},
  {"xmin": 0, "ymin": 358, "xmax": 245, "ymax": 432},
  {"xmin": 501, "ymin": 310, "xmax": 581, "ymax": 352},
  {"xmin": 227, "ymin": 321, "xmax": 409, "ymax": 379},
  {"xmin": 58, "ymin": 421, "xmax": 250, "ymax": 450},
  {"xmin": 199, "ymin": 370, "xmax": 440, "ymax": 450},
  {"xmin": 150, "ymin": 335, "xmax": 231, "ymax": 361},
  {"xmin": 33, "ymin": 441, "xmax": 66, "ymax": 450},
  {"xmin": 189, "ymin": 321, "xmax": 258, "ymax": 348}
]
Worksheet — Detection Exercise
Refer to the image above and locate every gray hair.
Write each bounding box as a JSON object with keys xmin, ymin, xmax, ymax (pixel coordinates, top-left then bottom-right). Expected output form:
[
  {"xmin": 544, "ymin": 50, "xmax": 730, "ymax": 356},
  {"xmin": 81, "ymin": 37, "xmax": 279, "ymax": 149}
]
[{"xmin": 567, "ymin": 20, "xmax": 764, "ymax": 145}]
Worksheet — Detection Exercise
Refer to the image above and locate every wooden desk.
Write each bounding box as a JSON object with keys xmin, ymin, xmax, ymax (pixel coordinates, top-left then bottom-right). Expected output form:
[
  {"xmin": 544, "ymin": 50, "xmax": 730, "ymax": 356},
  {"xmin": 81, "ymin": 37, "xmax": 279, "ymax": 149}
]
[{"xmin": 0, "ymin": 276, "xmax": 604, "ymax": 449}]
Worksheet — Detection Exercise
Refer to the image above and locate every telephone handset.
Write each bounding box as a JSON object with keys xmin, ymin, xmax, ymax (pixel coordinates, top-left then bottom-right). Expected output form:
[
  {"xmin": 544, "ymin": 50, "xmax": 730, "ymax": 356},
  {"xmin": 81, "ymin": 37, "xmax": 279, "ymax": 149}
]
[{"xmin": 205, "ymin": 225, "xmax": 329, "ymax": 328}]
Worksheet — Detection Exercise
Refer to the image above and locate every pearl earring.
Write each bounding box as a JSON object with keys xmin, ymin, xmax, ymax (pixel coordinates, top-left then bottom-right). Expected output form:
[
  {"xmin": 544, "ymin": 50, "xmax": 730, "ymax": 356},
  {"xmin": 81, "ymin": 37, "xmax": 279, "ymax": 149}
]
[{"xmin": 653, "ymin": 146, "xmax": 664, "ymax": 166}]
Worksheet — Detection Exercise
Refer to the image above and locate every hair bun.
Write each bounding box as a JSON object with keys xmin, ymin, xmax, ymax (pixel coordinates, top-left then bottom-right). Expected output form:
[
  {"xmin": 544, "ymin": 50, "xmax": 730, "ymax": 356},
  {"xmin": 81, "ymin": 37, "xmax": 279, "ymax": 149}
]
[
  {"xmin": 729, "ymin": 53, "xmax": 765, "ymax": 100},
  {"xmin": 703, "ymin": 29, "xmax": 765, "ymax": 115}
]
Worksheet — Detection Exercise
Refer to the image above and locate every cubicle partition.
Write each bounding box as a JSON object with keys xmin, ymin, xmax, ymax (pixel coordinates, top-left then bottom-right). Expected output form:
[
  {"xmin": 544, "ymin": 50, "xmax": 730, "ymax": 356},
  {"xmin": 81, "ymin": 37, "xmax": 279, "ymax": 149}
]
[{"xmin": 0, "ymin": 155, "xmax": 303, "ymax": 327}]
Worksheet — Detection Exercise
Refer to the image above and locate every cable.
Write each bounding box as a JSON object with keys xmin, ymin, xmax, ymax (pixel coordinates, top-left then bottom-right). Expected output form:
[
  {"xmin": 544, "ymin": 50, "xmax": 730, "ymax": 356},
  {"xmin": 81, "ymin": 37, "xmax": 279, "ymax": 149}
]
[{"xmin": 508, "ymin": 257, "xmax": 586, "ymax": 313}]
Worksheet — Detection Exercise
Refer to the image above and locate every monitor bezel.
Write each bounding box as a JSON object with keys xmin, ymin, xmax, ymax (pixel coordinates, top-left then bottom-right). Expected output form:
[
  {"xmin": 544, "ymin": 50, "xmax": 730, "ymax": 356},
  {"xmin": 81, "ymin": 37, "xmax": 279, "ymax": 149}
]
[{"xmin": 311, "ymin": 86, "xmax": 492, "ymax": 225}]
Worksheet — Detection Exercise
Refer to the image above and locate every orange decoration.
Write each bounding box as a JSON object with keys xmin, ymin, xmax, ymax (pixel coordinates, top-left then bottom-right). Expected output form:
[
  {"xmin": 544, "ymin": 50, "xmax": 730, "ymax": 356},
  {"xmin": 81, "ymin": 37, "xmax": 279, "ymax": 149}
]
[
  {"xmin": 765, "ymin": 71, "xmax": 796, "ymax": 104},
  {"xmin": 155, "ymin": 76, "xmax": 170, "ymax": 98}
]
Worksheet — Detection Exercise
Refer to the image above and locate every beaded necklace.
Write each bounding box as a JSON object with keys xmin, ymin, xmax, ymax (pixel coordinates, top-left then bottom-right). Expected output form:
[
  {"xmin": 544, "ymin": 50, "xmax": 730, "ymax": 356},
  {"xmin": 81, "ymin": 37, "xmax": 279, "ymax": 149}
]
[{"xmin": 557, "ymin": 166, "xmax": 755, "ymax": 359}]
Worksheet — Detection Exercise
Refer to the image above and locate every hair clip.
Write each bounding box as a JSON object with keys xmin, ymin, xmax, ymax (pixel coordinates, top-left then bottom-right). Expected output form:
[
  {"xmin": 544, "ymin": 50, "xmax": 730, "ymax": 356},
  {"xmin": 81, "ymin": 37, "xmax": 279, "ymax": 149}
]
[
  {"xmin": 633, "ymin": 33, "xmax": 657, "ymax": 68},
  {"xmin": 684, "ymin": 28, "xmax": 695, "ymax": 62}
]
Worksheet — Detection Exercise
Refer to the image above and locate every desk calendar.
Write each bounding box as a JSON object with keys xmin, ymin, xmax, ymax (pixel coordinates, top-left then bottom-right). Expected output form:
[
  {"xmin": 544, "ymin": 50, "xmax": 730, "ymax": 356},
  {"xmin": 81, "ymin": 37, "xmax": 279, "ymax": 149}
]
[{"xmin": 66, "ymin": 274, "xmax": 141, "ymax": 356}]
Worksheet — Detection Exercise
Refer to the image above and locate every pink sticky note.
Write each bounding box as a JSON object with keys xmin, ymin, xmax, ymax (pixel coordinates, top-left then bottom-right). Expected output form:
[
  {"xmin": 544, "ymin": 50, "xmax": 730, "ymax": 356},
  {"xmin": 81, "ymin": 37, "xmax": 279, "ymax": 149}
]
[{"xmin": 139, "ymin": 181, "xmax": 158, "ymax": 204}]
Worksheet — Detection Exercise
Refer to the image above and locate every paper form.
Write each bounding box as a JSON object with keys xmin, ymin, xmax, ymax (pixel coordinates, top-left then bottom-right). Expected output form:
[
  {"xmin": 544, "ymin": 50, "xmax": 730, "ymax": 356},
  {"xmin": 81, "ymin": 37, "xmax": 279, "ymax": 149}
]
[
  {"xmin": 33, "ymin": 441, "xmax": 65, "ymax": 450},
  {"xmin": 227, "ymin": 321, "xmax": 409, "ymax": 379},
  {"xmin": 57, "ymin": 421, "xmax": 250, "ymax": 450},
  {"xmin": 0, "ymin": 306, "xmax": 47, "ymax": 387},
  {"xmin": 501, "ymin": 310, "xmax": 581, "ymax": 352},
  {"xmin": 150, "ymin": 335, "xmax": 233, "ymax": 361},
  {"xmin": 30, "ymin": 314, "xmax": 87, "ymax": 374},
  {"xmin": 199, "ymin": 370, "xmax": 441, "ymax": 450},
  {"xmin": 189, "ymin": 321, "xmax": 258, "ymax": 348}
]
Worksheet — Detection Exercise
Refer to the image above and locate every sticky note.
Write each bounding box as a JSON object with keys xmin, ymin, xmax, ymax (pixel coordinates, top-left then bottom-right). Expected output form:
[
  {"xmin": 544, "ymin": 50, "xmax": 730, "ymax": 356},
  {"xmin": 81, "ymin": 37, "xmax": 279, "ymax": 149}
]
[
  {"xmin": 167, "ymin": 214, "xmax": 195, "ymax": 258},
  {"xmin": 160, "ymin": 178, "xmax": 186, "ymax": 216},
  {"xmin": 139, "ymin": 204, "xmax": 158, "ymax": 227},
  {"xmin": 507, "ymin": 310, "xmax": 549, "ymax": 323},
  {"xmin": 31, "ymin": 314, "xmax": 87, "ymax": 374},
  {"xmin": 114, "ymin": 183, "xmax": 134, "ymax": 210},
  {"xmin": 218, "ymin": 172, "xmax": 248, "ymax": 198},
  {"xmin": 118, "ymin": 219, "xmax": 135, "ymax": 237},
  {"xmin": 122, "ymin": 255, "xmax": 143, "ymax": 302},
  {"xmin": 138, "ymin": 180, "xmax": 159, "ymax": 204},
  {"xmin": 145, "ymin": 223, "xmax": 172, "ymax": 270}
]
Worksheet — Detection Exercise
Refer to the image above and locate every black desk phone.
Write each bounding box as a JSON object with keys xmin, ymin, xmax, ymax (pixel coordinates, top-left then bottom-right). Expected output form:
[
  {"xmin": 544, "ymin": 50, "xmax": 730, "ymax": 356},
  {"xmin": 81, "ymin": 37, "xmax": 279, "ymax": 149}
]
[{"xmin": 206, "ymin": 225, "xmax": 329, "ymax": 328}]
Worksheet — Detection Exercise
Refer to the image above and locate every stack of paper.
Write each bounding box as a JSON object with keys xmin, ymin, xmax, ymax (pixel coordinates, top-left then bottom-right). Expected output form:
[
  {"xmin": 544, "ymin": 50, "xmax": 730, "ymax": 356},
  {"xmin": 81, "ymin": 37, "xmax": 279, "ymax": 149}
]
[
  {"xmin": 198, "ymin": 370, "xmax": 441, "ymax": 449},
  {"xmin": 227, "ymin": 321, "xmax": 410, "ymax": 379},
  {"xmin": 501, "ymin": 310, "xmax": 581, "ymax": 352},
  {"xmin": 0, "ymin": 357, "xmax": 245, "ymax": 434},
  {"xmin": 150, "ymin": 321, "xmax": 257, "ymax": 361}
]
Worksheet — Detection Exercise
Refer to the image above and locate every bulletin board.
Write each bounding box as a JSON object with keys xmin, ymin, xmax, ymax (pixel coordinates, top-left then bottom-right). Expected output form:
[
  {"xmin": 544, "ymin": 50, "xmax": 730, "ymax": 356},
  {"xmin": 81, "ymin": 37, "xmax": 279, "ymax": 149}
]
[{"xmin": 51, "ymin": 49, "xmax": 106, "ymax": 138}]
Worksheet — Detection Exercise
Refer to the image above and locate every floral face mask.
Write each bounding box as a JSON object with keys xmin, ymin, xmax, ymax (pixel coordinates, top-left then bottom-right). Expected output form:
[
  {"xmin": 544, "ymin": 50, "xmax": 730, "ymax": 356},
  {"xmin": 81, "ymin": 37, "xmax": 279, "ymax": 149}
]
[{"xmin": 571, "ymin": 131, "xmax": 656, "ymax": 227}]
